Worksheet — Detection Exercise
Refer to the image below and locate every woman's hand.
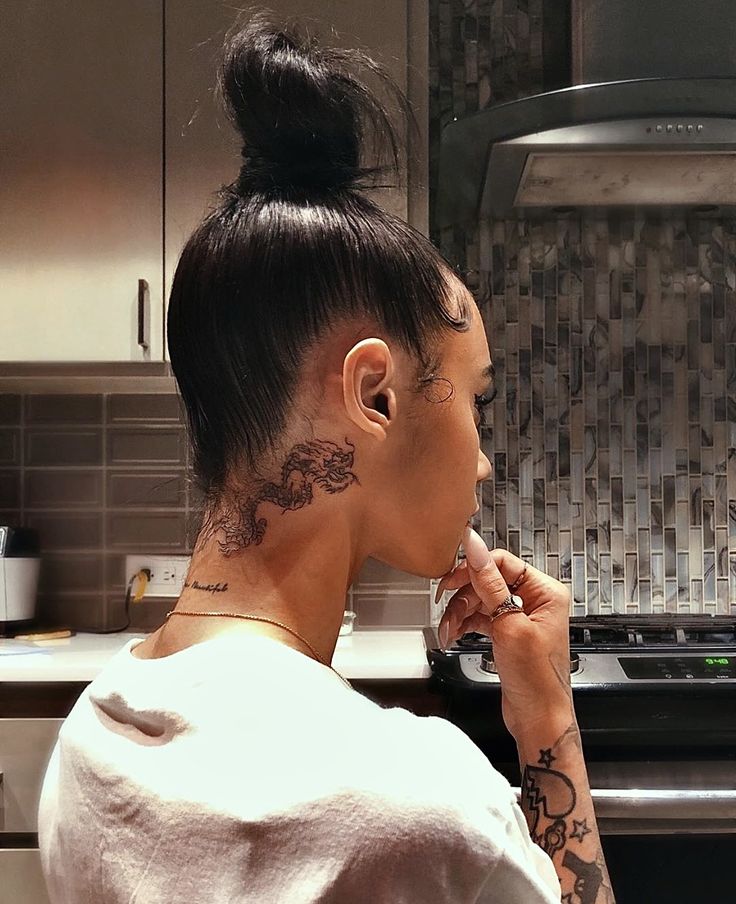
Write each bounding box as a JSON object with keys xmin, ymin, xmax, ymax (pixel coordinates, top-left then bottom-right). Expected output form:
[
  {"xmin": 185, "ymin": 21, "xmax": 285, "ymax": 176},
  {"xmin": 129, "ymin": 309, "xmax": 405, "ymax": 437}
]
[{"xmin": 436, "ymin": 526, "xmax": 573, "ymax": 740}]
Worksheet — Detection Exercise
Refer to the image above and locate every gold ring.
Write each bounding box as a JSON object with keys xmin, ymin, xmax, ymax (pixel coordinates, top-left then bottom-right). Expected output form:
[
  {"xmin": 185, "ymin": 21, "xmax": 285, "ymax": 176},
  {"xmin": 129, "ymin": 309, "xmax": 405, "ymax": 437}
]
[
  {"xmin": 489, "ymin": 595, "xmax": 524, "ymax": 623},
  {"xmin": 508, "ymin": 562, "xmax": 528, "ymax": 593}
]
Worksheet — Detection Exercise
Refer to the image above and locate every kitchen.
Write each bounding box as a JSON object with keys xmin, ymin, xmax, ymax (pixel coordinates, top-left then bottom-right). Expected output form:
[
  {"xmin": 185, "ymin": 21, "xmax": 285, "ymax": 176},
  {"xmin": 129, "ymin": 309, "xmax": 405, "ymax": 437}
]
[{"xmin": 1, "ymin": 1, "xmax": 735, "ymax": 903}]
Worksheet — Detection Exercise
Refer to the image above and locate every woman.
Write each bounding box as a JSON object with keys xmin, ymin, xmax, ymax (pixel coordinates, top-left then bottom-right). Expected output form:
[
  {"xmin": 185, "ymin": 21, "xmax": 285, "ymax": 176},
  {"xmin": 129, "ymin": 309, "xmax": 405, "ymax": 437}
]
[{"xmin": 39, "ymin": 12, "xmax": 614, "ymax": 903}]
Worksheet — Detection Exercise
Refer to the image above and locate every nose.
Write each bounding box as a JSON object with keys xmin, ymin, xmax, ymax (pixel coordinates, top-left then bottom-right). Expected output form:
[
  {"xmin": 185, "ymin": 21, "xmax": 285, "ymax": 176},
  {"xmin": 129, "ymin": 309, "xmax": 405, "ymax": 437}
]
[{"xmin": 477, "ymin": 448, "xmax": 492, "ymax": 483}]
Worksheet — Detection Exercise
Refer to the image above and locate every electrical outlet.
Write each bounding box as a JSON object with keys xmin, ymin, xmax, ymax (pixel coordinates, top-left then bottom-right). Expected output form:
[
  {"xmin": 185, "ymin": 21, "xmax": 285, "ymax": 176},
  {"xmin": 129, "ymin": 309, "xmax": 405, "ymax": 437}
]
[{"xmin": 125, "ymin": 555, "xmax": 191, "ymax": 599}]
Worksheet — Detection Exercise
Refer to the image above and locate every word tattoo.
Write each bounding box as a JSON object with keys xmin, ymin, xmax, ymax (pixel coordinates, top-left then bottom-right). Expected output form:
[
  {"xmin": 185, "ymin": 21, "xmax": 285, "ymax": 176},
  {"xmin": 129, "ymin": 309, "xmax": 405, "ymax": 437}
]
[
  {"xmin": 199, "ymin": 439, "xmax": 359, "ymax": 556},
  {"xmin": 183, "ymin": 580, "xmax": 229, "ymax": 595}
]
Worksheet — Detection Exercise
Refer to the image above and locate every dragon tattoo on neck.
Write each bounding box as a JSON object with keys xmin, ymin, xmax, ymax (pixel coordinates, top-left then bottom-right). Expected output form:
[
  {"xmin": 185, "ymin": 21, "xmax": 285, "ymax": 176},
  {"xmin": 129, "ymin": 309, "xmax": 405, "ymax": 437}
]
[{"xmin": 198, "ymin": 438, "xmax": 359, "ymax": 556}]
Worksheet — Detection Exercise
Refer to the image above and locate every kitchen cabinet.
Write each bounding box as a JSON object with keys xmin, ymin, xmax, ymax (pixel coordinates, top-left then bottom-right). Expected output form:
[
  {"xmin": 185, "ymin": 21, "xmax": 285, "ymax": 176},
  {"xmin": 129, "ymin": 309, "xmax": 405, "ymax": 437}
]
[
  {"xmin": 0, "ymin": 716, "xmax": 63, "ymax": 904},
  {"xmin": 0, "ymin": 852, "xmax": 50, "ymax": 904},
  {"xmin": 1, "ymin": 1, "xmax": 427, "ymax": 364},
  {"xmin": 1, "ymin": 1, "xmax": 164, "ymax": 362},
  {"xmin": 163, "ymin": 0, "xmax": 429, "ymax": 358}
]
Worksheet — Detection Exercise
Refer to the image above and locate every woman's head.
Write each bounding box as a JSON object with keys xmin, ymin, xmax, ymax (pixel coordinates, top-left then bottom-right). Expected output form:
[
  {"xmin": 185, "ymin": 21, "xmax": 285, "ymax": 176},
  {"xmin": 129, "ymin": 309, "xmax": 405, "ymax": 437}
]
[{"xmin": 168, "ymin": 12, "xmax": 493, "ymax": 577}]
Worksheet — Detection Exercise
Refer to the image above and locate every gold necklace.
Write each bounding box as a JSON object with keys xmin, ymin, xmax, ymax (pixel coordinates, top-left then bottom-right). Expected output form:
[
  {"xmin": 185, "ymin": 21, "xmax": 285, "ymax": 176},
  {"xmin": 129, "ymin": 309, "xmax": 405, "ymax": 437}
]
[{"xmin": 165, "ymin": 609, "xmax": 353, "ymax": 691}]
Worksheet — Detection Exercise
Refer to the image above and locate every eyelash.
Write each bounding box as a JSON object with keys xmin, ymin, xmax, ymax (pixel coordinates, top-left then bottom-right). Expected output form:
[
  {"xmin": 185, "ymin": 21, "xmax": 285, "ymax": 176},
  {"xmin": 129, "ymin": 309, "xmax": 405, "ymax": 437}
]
[{"xmin": 474, "ymin": 388, "xmax": 497, "ymax": 426}]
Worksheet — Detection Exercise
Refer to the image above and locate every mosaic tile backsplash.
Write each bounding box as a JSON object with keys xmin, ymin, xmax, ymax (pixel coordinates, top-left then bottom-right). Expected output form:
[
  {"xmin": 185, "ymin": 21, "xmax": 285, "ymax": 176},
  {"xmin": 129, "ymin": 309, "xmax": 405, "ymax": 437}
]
[{"xmin": 430, "ymin": 0, "xmax": 736, "ymax": 614}]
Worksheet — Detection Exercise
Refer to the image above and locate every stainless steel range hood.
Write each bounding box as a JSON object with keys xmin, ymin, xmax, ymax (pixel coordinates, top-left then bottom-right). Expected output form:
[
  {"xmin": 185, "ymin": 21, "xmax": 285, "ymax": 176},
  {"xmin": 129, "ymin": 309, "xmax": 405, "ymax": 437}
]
[{"xmin": 435, "ymin": 1, "xmax": 736, "ymax": 224}]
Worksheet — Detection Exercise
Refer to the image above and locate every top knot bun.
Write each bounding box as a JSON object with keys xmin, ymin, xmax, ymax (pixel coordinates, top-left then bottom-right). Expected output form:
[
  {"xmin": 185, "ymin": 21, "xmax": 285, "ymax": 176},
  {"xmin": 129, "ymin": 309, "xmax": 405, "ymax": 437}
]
[{"xmin": 220, "ymin": 11, "xmax": 405, "ymax": 195}]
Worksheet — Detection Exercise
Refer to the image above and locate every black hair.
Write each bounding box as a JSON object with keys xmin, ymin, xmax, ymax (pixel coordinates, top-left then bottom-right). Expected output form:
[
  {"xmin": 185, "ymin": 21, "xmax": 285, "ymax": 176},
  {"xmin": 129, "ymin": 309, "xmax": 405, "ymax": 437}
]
[{"xmin": 167, "ymin": 10, "xmax": 471, "ymax": 505}]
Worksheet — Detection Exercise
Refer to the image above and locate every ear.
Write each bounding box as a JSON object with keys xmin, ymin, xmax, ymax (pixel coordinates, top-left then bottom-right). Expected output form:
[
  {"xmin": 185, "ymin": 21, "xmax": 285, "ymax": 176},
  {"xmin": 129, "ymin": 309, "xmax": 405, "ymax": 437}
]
[{"xmin": 342, "ymin": 338, "xmax": 398, "ymax": 441}]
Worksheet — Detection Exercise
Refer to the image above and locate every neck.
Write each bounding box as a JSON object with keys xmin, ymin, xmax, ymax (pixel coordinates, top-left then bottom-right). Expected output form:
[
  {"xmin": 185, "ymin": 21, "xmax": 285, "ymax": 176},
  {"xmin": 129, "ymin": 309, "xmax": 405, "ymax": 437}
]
[{"xmin": 167, "ymin": 502, "xmax": 361, "ymax": 665}]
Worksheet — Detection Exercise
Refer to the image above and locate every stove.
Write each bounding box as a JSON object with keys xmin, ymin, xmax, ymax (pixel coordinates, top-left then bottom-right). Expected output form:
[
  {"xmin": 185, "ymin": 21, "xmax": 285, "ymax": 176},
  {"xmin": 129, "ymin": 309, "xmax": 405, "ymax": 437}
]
[
  {"xmin": 423, "ymin": 615, "xmax": 736, "ymax": 821},
  {"xmin": 425, "ymin": 615, "xmax": 736, "ymax": 688}
]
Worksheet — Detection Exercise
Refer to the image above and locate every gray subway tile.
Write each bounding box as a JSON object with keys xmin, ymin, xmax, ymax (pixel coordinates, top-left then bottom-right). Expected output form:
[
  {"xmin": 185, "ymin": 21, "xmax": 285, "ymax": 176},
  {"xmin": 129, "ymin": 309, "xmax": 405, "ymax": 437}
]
[
  {"xmin": 0, "ymin": 470, "xmax": 20, "ymax": 508},
  {"xmin": 25, "ymin": 470, "xmax": 102, "ymax": 508},
  {"xmin": 107, "ymin": 471, "xmax": 186, "ymax": 507},
  {"xmin": 0, "ymin": 395, "xmax": 21, "ymax": 424},
  {"xmin": 25, "ymin": 512, "xmax": 102, "ymax": 550},
  {"xmin": 36, "ymin": 593, "xmax": 106, "ymax": 631},
  {"xmin": 0, "ymin": 430, "xmax": 20, "ymax": 465},
  {"xmin": 107, "ymin": 394, "xmax": 183, "ymax": 423},
  {"xmin": 25, "ymin": 430, "xmax": 102, "ymax": 466},
  {"xmin": 0, "ymin": 510, "xmax": 21, "ymax": 527},
  {"xmin": 25, "ymin": 394, "xmax": 102, "ymax": 424},
  {"xmin": 39, "ymin": 553, "xmax": 104, "ymax": 594},
  {"xmin": 107, "ymin": 428, "xmax": 186, "ymax": 466},
  {"xmin": 106, "ymin": 511, "xmax": 186, "ymax": 548}
]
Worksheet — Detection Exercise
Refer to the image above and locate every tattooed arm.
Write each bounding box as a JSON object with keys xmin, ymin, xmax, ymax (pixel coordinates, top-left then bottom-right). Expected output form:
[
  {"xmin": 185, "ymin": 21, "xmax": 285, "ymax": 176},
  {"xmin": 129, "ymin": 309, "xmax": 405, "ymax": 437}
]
[
  {"xmin": 516, "ymin": 719, "xmax": 615, "ymax": 904},
  {"xmin": 438, "ymin": 537, "xmax": 617, "ymax": 903}
]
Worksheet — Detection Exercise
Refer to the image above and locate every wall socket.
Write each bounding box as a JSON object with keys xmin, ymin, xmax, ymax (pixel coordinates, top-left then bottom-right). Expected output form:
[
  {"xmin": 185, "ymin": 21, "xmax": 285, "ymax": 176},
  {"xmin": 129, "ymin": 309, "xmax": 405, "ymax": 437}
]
[{"xmin": 125, "ymin": 555, "xmax": 191, "ymax": 599}]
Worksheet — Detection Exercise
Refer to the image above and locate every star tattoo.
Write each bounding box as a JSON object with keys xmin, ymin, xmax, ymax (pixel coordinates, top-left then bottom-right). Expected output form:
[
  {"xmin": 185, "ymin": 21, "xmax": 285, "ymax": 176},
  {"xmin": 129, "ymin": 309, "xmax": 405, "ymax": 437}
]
[
  {"xmin": 538, "ymin": 748, "xmax": 556, "ymax": 768},
  {"xmin": 571, "ymin": 818, "xmax": 592, "ymax": 842}
]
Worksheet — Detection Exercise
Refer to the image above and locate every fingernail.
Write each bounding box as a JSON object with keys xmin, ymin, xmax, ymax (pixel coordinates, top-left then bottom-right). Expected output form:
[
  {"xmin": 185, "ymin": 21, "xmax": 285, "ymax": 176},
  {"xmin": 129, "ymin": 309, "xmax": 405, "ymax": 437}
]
[
  {"xmin": 463, "ymin": 525, "xmax": 491, "ymax": 570},
  {"xmin": 434, "ymin": 580, "xmax": 445, "ymax": 605},
  {"xmin": 439, "ymin": 621, "xmax": 449, "ymax": 648}
]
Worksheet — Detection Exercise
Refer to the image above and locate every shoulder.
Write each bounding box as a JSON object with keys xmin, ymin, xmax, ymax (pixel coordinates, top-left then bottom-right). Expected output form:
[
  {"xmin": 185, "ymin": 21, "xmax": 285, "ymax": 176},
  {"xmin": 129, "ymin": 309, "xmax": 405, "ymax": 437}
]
[
  {"xmin": 370, "ymin": 704, "xmax": 515, "ymax": 797},
  {"xmin": 340, "ymin": 702, "xmax": 519, "ymax": 831}
]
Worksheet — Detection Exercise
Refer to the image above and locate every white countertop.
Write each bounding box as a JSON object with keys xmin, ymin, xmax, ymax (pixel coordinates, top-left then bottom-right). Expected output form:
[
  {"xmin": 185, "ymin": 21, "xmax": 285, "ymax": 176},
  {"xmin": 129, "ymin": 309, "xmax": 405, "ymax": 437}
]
[{"xmin": 0, "ymin": 629, "xmax": 432, "ymax": 683}]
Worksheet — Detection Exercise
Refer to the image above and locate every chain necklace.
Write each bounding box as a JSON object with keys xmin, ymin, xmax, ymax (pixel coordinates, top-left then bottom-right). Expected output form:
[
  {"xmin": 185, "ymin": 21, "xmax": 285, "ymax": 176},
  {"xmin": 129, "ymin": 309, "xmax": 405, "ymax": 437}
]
[{"xmin": 165, "ymin": 609, "xmax": 353, "ymax": 691}]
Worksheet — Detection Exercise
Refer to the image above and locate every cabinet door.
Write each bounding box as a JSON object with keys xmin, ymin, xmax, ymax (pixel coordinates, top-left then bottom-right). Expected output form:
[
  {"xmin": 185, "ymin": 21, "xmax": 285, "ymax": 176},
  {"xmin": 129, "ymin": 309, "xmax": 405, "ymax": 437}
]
[
  {"xmin": 0, "ymin": 851, "xmax": 50, "ymax": 904},
  {"xmin": 164, "ymin": 0, "xmax": 428, "ymax": 358},
  {"xmin": 0, "ymin": 1, "xmax": 164, "ymax": 362}
]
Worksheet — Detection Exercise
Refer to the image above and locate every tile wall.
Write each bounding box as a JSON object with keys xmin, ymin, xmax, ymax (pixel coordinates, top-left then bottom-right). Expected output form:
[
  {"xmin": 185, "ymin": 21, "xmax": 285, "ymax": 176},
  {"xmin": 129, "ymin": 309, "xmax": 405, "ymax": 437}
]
[
  {"xmin": 0, "ymin": 391, "xmax": 429, "ymax": 631},
  {"xmin": 429, "ymin": 0, "xmax": 736, "ymax": 614}
]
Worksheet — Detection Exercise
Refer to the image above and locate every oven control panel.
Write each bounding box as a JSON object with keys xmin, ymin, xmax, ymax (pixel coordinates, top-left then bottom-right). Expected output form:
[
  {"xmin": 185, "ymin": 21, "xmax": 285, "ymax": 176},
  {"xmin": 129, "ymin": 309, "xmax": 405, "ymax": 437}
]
[{"xmin": 618, "ymin": 655, "xmax": 735, "ymax": 680}]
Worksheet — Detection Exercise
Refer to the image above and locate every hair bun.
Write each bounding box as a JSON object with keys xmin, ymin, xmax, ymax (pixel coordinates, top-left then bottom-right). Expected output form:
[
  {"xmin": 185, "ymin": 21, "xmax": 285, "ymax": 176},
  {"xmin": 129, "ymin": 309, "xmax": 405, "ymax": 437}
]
[{"xmin": 219, "ymin": 11, "xmax": 404, "ymax": 194}]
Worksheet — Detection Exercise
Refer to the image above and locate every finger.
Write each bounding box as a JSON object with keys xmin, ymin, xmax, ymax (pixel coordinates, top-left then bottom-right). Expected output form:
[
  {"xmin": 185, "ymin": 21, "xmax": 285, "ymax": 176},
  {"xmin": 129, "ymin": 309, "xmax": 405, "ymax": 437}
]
[
  {"xmin": 462, "ymin": 526, "xmax": 517, "ymax": 614},
  {"xmin": 438, "ymin": 586, "xmax": 491, "ymax": 647},
  {"xmin": 434, "ymin": 561, "xmax": 469, "ymax": 603},
  {"xmin": 488, "ymin": 547, "xmax": 564, "ymax": 614},
  {"xmin": 437, "ymin": 590, "xmax": 470, "ymax": 648}
]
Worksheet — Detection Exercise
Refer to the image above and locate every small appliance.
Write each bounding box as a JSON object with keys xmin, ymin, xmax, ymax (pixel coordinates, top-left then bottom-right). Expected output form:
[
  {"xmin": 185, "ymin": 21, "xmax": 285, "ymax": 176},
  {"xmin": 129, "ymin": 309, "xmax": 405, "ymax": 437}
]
[{"xmin": 0, "ymin": 526, "xmax": 41, "ymax": 624}]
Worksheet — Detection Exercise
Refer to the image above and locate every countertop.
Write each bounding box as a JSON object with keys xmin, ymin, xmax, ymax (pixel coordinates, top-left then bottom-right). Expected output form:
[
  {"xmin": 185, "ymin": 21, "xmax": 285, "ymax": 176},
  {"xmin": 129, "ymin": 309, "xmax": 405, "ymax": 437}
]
[{"xmin": 0, "ymin": 629, "xmax": 432, "ymax": 683}]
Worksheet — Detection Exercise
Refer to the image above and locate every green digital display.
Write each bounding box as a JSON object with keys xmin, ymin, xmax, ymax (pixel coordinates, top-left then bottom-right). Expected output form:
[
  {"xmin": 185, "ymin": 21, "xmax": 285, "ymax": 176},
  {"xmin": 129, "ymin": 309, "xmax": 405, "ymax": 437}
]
[{"xmin": 705, "ymin": 657, "xmax": 730, "ymax": 666}]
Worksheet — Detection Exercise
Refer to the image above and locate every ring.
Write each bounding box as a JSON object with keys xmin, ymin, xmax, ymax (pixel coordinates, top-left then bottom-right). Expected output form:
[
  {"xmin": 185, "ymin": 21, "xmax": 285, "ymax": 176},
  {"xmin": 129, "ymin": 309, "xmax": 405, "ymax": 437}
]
[
  {"xmin": 490, "ymin": 594, "xmax": 524, "ymax": 623},
  {"xmin": 508, "ymin": 562, "xmax": 528, "ymax": 593}
]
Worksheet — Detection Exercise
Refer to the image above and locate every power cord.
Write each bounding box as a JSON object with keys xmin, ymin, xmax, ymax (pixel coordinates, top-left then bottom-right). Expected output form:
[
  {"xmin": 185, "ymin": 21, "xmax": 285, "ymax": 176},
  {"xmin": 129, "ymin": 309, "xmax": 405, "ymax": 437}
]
[{"xmin": 90, "ymin": 568, "xmax": 151, "ymax": 634}]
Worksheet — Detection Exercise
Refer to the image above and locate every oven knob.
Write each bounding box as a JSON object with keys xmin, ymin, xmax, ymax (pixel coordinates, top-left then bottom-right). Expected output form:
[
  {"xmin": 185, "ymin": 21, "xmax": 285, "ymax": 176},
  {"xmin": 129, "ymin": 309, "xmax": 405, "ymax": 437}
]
[
  {"xmin": 481, "ymin": 651, "xmax": 581, "ymax": 674},
  {"xmin": 480, "ymin": 652, "xmax": 498, "ymax": 674}
]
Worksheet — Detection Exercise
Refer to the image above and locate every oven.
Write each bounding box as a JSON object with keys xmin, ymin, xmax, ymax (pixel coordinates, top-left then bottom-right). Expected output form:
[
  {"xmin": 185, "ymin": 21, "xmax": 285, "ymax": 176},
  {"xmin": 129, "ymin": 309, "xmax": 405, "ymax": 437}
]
[
  {"xmin": 424, "ymin": 616, "xmax": 736, "ymax": 903},
  {"xmin": 0, "ymin": 717, "xmax": 60, "ymax": 904}
]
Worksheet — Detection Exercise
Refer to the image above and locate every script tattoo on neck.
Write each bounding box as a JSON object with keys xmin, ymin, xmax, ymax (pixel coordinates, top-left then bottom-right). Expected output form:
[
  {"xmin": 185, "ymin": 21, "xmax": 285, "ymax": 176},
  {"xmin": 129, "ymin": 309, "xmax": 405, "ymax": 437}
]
[
  {"xmin": 520, "ymin": 722, "xmax": 615, "ymax": 904},
  {"xmin": 198, "ymin": 438, "xmax": 359, "ymax": 556},
  {"xmin": 183, "ymin": 580, "xmax": 229, "ymax": 595}
]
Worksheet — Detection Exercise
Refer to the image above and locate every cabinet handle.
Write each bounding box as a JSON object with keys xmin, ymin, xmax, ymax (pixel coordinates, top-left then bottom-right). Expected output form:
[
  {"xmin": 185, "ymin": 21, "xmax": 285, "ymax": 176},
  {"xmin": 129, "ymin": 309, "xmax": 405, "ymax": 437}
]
[{"xmin": 137, "ymin": 279, "xmax": 150, "ymax": 351}]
